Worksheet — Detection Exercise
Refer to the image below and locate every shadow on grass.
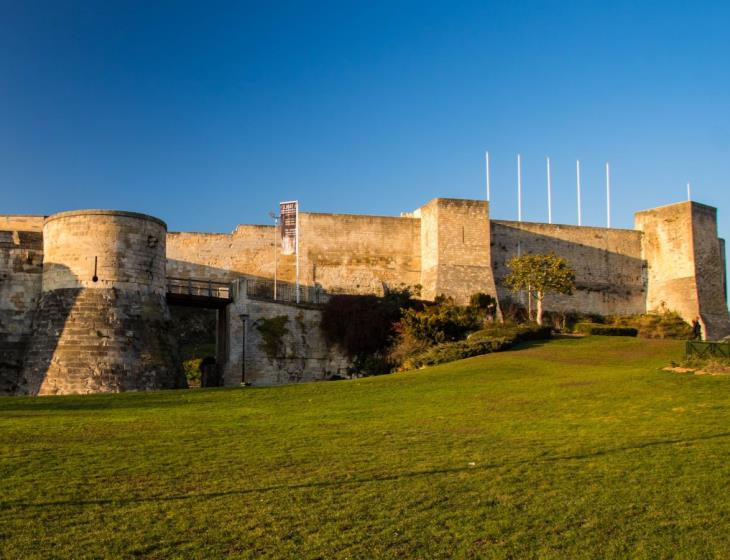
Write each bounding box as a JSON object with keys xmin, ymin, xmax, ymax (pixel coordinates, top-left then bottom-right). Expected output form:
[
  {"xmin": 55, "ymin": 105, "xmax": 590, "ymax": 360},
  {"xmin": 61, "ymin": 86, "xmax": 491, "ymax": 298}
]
[
  {"xmin": 0, "ymin": 388, "xmax": 241, "ymax": 412},
  {"xmin": 5, "ymin": 430, "xmax": 730, "ymax": 510},
  {"xmin": 507, "ymin": 339, "xmax": 552, "ymax": 352}
]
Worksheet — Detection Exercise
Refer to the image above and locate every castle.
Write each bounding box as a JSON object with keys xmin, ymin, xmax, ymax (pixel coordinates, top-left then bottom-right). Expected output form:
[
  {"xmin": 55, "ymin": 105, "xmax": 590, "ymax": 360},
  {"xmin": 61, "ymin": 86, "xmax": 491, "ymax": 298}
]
[{"xmin": 1, "ymin": 198, "xmax": 728, "ymax": 395}]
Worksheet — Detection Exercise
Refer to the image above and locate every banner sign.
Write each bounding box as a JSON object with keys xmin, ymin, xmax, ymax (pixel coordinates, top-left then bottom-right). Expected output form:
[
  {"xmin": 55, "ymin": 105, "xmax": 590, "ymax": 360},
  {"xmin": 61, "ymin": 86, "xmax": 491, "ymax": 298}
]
[{"xmin": 279, "ymin": 200, "xmax": 298, "ymax": 256}]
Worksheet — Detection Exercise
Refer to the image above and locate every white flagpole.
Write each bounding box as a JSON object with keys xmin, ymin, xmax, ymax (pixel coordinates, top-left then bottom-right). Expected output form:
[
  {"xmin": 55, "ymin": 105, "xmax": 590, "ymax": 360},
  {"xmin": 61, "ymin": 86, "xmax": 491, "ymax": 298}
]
[
  {"xmin": 485, "ymin": 151, "xmax": 491, "ymax": 202},
  {"xmin": 517, "ymin": 154, "xmax": 522, "ymax": 222},
  {"xmin": 687, "ymin": 182, "xmax": 692, "ymax": 201},
  {"xmin": 576, "ymin": 160, "xmax": 582, "ymax": 226},
  {"xmin": 546, "ymin": 156, "xmax": 552, "ymax": 224},
  {"xmin": 606, "ymin": 162, "xmax": 611, "ymax": 228}
]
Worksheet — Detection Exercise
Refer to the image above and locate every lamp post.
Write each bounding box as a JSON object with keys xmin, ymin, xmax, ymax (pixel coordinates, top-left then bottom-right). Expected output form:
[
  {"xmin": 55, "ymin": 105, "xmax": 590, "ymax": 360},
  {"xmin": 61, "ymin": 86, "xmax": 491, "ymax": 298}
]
[{"xmin": 268, "ymin": 212, "xmax": 279, "ymax": 300}]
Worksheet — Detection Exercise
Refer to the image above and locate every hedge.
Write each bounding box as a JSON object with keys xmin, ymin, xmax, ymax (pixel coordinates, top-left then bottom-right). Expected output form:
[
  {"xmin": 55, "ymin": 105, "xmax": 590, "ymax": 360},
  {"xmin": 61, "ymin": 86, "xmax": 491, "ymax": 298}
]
[
  {"xmin": 574, "ymin": 323, "xmax": 638, "ymax": 337},
  {"xmin": 405, "ymin": 338, "xmax": 511, "ymax": 369},
  {"xmin": 404, "ymin": 323, "xmax": 552, "ymax": 369},
  {"xmin": 468, "ymin": 323, "xmax": 552, "ymax": 344}
]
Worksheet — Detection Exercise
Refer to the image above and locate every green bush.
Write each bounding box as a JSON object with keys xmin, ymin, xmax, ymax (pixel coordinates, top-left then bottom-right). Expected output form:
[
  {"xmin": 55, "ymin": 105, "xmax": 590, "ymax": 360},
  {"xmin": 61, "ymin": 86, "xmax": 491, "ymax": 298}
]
[
  {"xmin": 404, "ymin": 338, "xmax": 511, "ymax": 369},
  {"xmin": 183, "ymin": 358, "xmax": 202, "ymax": 384},
  {"xmin": 468, "ymin": 322, "xmax": 552, "ymax": 344},
  {"xmin": 607, "ymin": 312, "xmax": 692, "ymax": 339},
  {"xmin": 401, "ymin": 300, "xmax": 482, "ymax": 345},
  {"xmin": 387, "ymin": 330, "xmax": 432, "ymax": 371},
  {"xmin": 469, "ymin": 292, "xmax": 498, "ymax": 322},
  {"xmin": 575, "ymin": 323, "xmax": 638, "ymax": 337},
  {"xmin": 400, "ymin": 322, "xmax": 552, "ymax": 370},
  {"xmin": 320, "ymin": 286, "xmax": 419, "ymax": 375}
]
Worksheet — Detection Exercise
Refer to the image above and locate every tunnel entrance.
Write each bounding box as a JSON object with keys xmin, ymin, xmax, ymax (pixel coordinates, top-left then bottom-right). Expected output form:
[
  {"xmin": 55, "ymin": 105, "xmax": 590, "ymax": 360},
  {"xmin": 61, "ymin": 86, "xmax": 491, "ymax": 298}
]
[{"xmin": 166, "ymin": 278, "xmax": 233, "ymax": 388}]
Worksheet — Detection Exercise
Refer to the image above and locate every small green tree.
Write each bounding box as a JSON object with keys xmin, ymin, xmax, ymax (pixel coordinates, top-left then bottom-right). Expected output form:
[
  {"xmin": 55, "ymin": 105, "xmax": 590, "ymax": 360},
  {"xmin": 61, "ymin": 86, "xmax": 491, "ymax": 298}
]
[{"xmin": 504, "ymin": 253, "xmax": 575, "ymax": 325}]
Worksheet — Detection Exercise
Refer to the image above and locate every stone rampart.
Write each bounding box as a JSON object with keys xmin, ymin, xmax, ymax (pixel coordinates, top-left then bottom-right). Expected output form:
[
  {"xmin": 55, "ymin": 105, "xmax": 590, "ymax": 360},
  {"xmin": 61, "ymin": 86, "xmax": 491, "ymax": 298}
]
[
  {"xmin": 167, "ymin": 225, "xmax": 297, "ymax": 284},
  {"xmin": 299, "ymin": 212, "xmax": 421, "ymax": 295},
  {"xmin": 219, "ymin": 279, "xmax": 350, "ymax": 386},
  {"xmin": 167, "ymin": 212, "xmax": 421, "ymax": 296},
  {"xmin": 491, "ymin": 221, "xmax": 646, "ymax": 316},
  {"xmin": 0, "ymin": 215, "xmax": 44, "ymax": 233},
  {"xmin": 1, "ymin": 194, "xmax": 728, "ymax": 394},
  {"xmin": 0, "ymin": 226, "xmax": 43, "ymax": 394}
]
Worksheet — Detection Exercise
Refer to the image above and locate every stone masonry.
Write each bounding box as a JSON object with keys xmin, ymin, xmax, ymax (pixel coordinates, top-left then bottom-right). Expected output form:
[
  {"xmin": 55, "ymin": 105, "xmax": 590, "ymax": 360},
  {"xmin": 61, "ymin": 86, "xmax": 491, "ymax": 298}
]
[
  {"xmin": 0, "ymin": 196, "xmax": 728, "ymax": 394},
  {"xmin": 17, "ymin": 210, "xmax": 185, "ymax": 395}
]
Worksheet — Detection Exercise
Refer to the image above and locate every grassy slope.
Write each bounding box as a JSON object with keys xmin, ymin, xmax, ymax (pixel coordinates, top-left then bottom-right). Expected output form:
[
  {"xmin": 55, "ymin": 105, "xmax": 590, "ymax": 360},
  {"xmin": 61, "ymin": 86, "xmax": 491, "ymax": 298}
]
[{"xmin": 1, "ymin": 337, "xmax": 729, "ymax": 559}]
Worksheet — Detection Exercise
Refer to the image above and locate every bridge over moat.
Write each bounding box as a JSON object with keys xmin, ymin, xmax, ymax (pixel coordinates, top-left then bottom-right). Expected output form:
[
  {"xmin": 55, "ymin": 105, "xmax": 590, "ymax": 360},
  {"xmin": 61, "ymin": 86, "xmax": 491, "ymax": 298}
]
[{"xmin": 166, "ymin": 276, "xmax": 233, "ymax": 308}]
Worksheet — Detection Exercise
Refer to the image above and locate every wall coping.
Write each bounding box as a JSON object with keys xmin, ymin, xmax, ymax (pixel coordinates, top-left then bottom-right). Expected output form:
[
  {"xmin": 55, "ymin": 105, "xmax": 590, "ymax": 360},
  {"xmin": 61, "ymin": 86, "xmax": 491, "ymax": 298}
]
[
  {"xmin": 635, "ymin": 200, "xmax": 717, "ymax": 215},
  {"xmin": 44, "ymin": 209, "xmax": 167, "ymax": 229},
  {"xmin": 492, "ymin": 219, "xmax": 639, "ymax": 234}
]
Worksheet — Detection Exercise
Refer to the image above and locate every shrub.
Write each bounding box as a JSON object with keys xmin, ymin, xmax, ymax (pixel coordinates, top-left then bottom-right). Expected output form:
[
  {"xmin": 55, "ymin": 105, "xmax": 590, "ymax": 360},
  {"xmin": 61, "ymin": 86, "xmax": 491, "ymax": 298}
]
[
  {"xmin": 387, "ymin": 328, "xmax": 432, "ymax": 371},
  {"xmin": 398, "ymin": 322, "xmax": 552, "ymax": 370},
  {"xmin": 608, "ymin": 312, "xmax": 692, "ymax": 339},
  {"xmin": 468, "ymin": 322, "xmax": 552, "ymax": 344},
  {"xmin": 404, "ymin": 338, "xmax": 511, "ymax": 369},
  {"xmin": 320, "ymin": 286, "xmax": 419, "ymax": 374},
  {"xmin": 574, "ymin": 323, "xmax": 638, "ymax": 337},
  {"xmin": 677, "ymin": 355, "xmax": 730, "ymax": 374},
  {"xmin": 542, "ymin": 311, "xmax": 605, "ymax": 331},
  {"xmin": 469, "ymin": 292, "xmax": 496, "ymax": 310},
  {"xmin": 183, "ymin": 358, "xmax": 202, "ymax": 385},
  {"xmin": 498, "ymin": 296, "xmax": 529, "ymax": 323},
  {"xmin": 401, "ymin": 299, "xmax": 481, "ymax": 345}
]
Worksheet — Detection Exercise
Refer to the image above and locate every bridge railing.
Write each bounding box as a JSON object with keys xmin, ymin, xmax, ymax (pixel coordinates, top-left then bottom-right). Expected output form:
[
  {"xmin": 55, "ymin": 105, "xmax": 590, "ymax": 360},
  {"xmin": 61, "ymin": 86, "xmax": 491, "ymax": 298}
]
[
  {"xmin": 245, "ymin": 278, "xmax": 327, "ymax": 305},
  {"xmin": 167, "ymin": 277, "xmax": 232, "ymax": 300},
  {"xmin": 686, "ymin": 340, "xmax": 730, "ymax": 359}
]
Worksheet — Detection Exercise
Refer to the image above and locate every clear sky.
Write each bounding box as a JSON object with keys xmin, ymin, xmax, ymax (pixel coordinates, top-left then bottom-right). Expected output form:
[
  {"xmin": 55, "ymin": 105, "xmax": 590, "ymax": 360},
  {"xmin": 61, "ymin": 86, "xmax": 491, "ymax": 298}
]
[{"xmin": 1, "ymin": 0, "xmax": 728, "ymax": 248}]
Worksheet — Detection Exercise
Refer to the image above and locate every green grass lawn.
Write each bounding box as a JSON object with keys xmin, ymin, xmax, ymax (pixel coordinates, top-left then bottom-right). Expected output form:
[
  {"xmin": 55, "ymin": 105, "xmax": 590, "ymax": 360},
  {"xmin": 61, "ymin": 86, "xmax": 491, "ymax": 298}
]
[{"xmin": 2, "ymin": 337, "xmax": 730, "ymax": 559}]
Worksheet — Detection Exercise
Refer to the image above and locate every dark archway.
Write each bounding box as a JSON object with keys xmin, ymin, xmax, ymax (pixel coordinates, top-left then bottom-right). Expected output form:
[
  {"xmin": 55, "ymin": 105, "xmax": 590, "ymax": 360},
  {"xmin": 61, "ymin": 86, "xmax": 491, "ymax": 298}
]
[{"xmin": 166, "ymin": 278, "xmax": 232, "ymax": 388}]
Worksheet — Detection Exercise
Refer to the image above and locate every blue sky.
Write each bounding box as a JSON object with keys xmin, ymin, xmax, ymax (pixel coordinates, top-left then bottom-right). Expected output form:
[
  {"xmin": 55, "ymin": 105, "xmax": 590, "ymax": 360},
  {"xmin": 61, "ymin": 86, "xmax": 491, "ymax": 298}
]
[{"xmin": 1, "ymin": 0, "xmax": 728, "ymax": 248}]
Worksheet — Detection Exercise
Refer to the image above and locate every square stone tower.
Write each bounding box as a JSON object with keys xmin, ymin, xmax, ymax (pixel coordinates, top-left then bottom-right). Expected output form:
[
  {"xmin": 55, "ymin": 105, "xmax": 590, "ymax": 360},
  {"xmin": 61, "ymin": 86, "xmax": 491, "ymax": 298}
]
[
  {"xmin": 636, "ymin": 201, "xmax": 730, "ymax": 339},
  {"xmin": 414, "ymin": 198, "xmax": 498, "ymax": 304}
]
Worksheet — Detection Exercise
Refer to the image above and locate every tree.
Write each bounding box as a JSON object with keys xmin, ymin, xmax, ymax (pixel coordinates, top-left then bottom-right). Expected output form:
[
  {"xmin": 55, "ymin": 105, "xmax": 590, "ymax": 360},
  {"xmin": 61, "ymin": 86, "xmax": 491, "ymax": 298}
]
[{"xmin": 504, "ymin": 253, "xmax": 575, "ymax": 325}]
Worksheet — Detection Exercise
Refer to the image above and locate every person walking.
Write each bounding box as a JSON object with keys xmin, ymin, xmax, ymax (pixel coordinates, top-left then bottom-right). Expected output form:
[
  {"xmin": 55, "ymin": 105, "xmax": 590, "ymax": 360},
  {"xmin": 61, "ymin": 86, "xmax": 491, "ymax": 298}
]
[{"xmin": 692, "ymin": 317, "xmax": 703, "ymax": 341}]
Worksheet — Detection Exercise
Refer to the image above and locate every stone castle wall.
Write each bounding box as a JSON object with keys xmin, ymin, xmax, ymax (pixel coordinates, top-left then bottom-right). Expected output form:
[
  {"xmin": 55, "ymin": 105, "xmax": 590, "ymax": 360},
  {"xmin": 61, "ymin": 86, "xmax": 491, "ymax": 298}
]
[
  {"xmin": 167, "ymin": 213, "xmax": 421, "ymax": 296},
  {"xmin": 491, "ymin": 221, "xmax": 646, "ymax": 316},
  {"xmin": 298, "ymin": 212, "xmax": 421, "ymax": 295},
  {"xmin": 167, "ymin": 225, "xmax": 297, "ymax": 284},
  {"xmin": 0, "ymin": 215, "xmax": 44, "ymax": 233},
  {"xmin": 0, "ymin": 227, "xmax": 43, "ymax": 394},
  {"xmin": 164, "ymin": 199, "xmax": 726, "ymax": 328},
  {"xmin": 1, "ymin": 196, "xmax": 728, "ymax": 394},
  {"xmin": 219, "ymin": 279, "xmax": 350, "ymax": 386},
  {"xmin": 721, "ymin": 239, "xmax": 728, "ymax": 304}
]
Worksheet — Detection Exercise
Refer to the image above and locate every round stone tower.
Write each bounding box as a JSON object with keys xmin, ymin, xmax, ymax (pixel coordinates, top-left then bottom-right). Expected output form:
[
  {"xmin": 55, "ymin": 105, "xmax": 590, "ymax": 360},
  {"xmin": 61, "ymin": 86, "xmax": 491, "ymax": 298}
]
[{"xmin": 19, "ymin": 210, "xmax": 185, "ymax": 395}]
